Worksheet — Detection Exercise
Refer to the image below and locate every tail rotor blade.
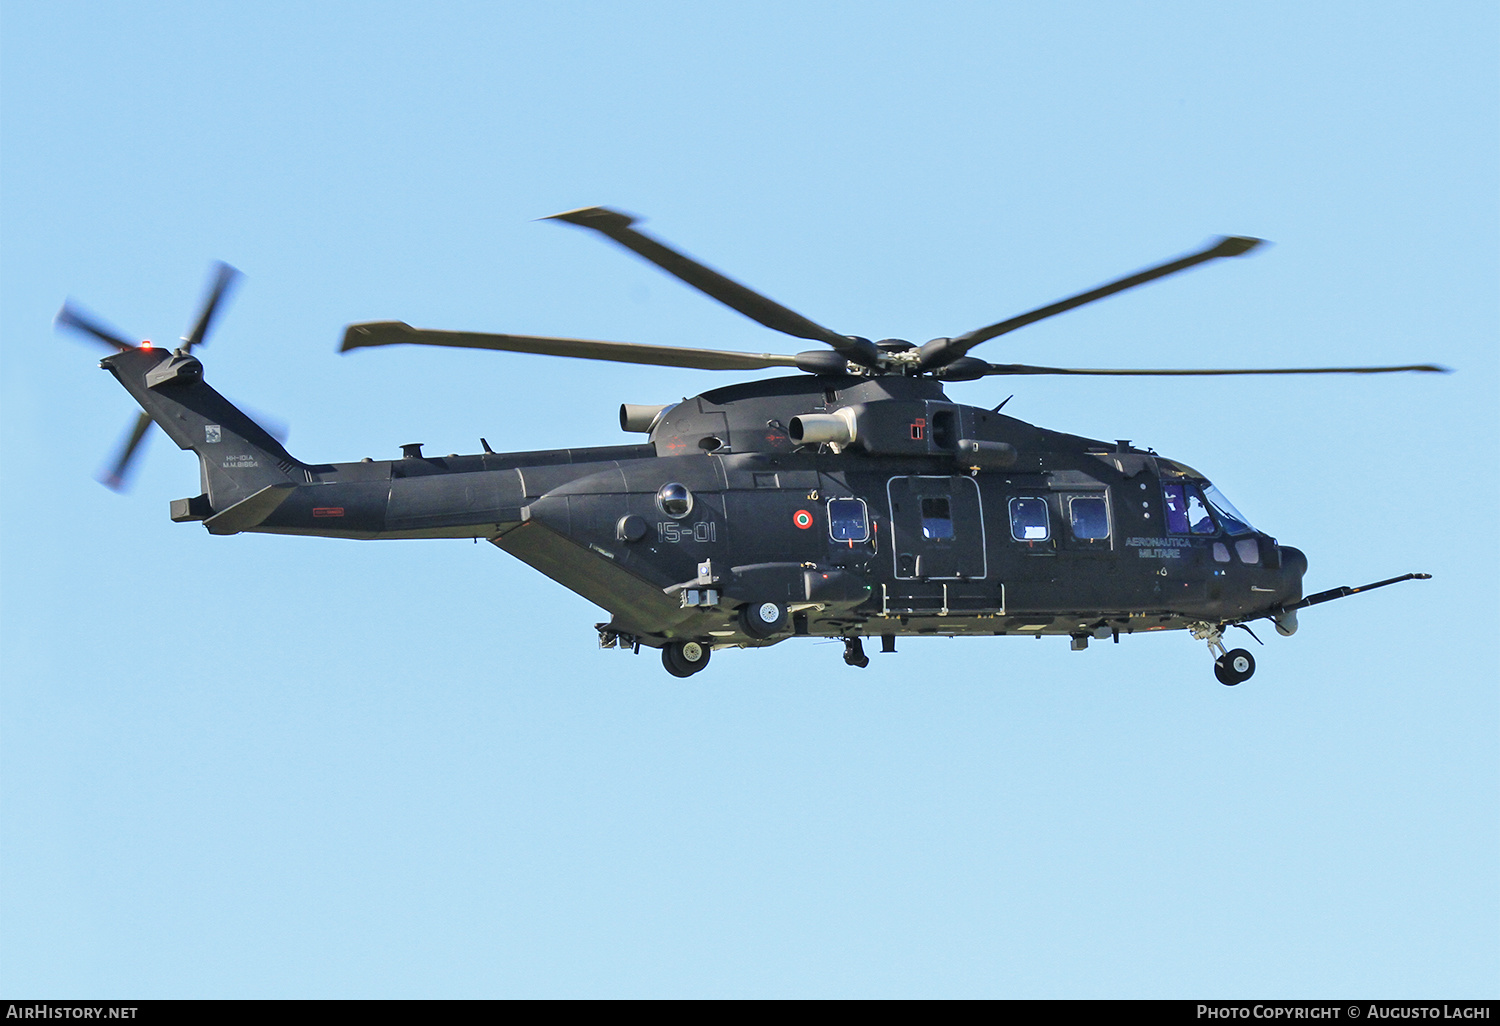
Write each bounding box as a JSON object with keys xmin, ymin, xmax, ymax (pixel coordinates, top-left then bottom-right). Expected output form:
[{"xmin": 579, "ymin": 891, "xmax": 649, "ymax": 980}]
[
  {"xmin": 183, "ymin": 261, "xmax": 241, "ymax": 351},
  {"xmin": 55, "ymin": 303, "xmax": 137, "ymax": 352},
  {"xmin": 98, "ymin": 412, "xmax": 153, "ymax": 491},
  {"xmin": 62, "ymin": 262, "xmax": 243, "ymax": 491}
]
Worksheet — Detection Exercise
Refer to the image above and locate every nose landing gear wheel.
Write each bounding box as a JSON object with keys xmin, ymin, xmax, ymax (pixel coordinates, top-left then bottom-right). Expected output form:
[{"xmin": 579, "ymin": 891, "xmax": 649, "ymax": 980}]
[
  {"xmin": 1214, "ymin": 648, "xmax": 1255, "ymax": 686},
  {"xmin": 663, "ymin": 640, "xmax": 711, "ymax": 678}
]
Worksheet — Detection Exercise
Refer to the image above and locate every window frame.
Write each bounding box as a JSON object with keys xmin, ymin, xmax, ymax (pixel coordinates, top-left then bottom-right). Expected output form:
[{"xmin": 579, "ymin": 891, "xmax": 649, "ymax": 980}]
[
  {"xmin": 1067, "ymin": 493, "xmax": 1112, "ymax": 542},
  {"xmin": 1009, "ymin": 496, "xmax": 1051, "ymax": 543},
  {"xmin": 826, "ymin": 496, "xmax": 871, "ymax": 544}
]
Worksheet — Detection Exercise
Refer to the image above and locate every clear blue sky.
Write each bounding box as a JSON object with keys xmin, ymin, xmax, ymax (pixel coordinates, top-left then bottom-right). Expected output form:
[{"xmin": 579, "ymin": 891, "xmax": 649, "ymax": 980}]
[{"xmin": 3, "ymin": 1, "xmax": 1496, "ymax": 998}]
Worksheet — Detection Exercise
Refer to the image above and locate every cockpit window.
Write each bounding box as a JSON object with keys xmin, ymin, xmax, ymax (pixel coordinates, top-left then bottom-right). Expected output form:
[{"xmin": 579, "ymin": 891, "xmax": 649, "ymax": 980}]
[
  {"xmin": 1162, "ymin": 484, "xmax": 1190, "ymax": 533},
  {"xmin": 1203, "ymin": 484, "xmax": 1254, "ymax": 536},
  {"xmin": 1162, "ymin": 483, "xmax": 1216, "ymax": 535}
]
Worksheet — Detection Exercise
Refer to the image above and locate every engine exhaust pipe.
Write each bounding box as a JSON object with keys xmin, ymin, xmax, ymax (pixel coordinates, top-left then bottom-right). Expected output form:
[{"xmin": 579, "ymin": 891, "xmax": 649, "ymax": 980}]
[
  {"xmin": 788, "ymin": 406, "xmax": 858, "ymax": 446},
  {"xmin": 620, "ymin": 403, "xmax": 670, "ymax": 433}
]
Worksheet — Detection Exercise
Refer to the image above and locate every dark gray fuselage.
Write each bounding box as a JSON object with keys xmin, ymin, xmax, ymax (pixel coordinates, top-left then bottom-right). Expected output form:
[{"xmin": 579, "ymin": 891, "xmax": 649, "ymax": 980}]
[{"xmin": 102, "ymin": 344, "xmax": 1302, "ymax": 652}]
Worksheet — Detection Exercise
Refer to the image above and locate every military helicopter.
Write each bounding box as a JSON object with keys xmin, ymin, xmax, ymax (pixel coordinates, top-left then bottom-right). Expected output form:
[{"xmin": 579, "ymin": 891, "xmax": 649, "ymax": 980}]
[{"xmin": 57, "ymin": 207, "xmax": 1442, "ymax": 682}]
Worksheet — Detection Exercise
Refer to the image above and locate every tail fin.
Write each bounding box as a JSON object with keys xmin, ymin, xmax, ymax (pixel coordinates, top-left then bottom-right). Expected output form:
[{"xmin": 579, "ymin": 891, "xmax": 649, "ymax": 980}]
[{"xmin": 100, "ymin": 346, "xmax": 304, "ymax": 513}]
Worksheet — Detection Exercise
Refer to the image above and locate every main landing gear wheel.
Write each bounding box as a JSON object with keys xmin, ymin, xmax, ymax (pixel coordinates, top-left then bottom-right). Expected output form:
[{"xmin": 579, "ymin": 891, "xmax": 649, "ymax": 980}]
[
  {"xmin": 1214, "ymin": 648, "xmax": 1256, "ymax": 686},
  {"xmin": 663, "ymin": 640, "xmax": 711, "ymax": 678},
  {"xmin": 739, "ymin": 600, "xmax": 787, "ymax": 640}
]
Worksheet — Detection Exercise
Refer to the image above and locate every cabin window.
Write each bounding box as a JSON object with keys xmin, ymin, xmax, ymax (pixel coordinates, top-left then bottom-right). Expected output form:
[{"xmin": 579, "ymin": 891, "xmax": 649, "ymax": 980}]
[
  {"xmin": 828, "ymin": 498, "xmax": 870, "ymax": 542},
  {"xmin": 1009, "ymin": 497, "xmax": 1050, "ymax": 541},
  {"xmin": 1162, "ymin": 483, "xmax": 1216, "ymax": 535},
  {"xmin": 1068, "ymin": 495, "xmax": 1110, "ymax": 540},
  {"xmin": 920, "ymin": 496, "xmax": 953, "ymax": 540}
]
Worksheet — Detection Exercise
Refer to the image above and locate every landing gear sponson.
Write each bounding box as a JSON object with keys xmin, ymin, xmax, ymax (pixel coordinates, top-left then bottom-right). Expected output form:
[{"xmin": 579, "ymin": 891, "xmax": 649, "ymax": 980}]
[{"xmin": 600, "ymin": 573, "xmax": 1430, "ymax": 683}]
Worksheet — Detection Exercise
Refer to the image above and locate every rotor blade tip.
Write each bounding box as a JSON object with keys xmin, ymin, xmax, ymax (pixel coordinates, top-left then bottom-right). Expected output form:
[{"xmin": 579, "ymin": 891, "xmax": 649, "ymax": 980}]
[
  {"xmin": 541, "ymin": 206, "xmax": 637, "ymax": 230},
  {"xmin": 55, "ymin": 304, "xmax": 136, "ymax": 351},
  {"xmin": 1212, "ymin": 236, "xmax": 1266, "ymax": 257},
  {"xmin": 339, "ymin": 321, "xmax": 412, "ymax": 352},
  {"xmin": 55, "ymin": 302, "xmax": 85, "ymax": 329},
  {"xmin": 339, "ymin": 326, "xmax": 371, "ymax": 352}
]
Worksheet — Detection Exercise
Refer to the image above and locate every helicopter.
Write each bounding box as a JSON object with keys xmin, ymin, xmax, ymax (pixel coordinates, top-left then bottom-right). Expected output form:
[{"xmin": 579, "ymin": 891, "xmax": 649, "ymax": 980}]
[{"xmin": 56, "ymin": 207, "xmax": 1443, "ymax": 682}]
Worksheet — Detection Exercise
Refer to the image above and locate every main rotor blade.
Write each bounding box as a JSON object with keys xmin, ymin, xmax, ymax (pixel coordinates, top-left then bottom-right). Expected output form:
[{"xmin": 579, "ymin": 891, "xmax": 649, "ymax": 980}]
[
  {"xmin": 55, "ymin": 303, "xmax": 137, "ymax": 352},
  {"xmin": 341, "ymin": 321, "xmax": 801, "ymax": 371},
  {"xmin": 183, "ymin": 261, "xmax": 241, "ymax": 351},
  {"xmin": 543, "ymin": 207, "xmax": 882, "ymax": 367},
  {"xmin": 919, "ymin": 235, "xmax": 1264, "ymax": 370},
  {"xmin": 979, "ymin": 361, "xmax": 1450, "ymax": 377},
  {"xmin": 99, "ymin": 412, "xmax": 153, "ymax": 491}
]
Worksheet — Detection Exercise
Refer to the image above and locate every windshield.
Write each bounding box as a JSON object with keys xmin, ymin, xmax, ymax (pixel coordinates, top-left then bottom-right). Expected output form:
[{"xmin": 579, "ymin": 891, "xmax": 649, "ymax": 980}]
[{"xmin": 1202, "ymin": 484, "xmax": 1254, "ymax": 536}]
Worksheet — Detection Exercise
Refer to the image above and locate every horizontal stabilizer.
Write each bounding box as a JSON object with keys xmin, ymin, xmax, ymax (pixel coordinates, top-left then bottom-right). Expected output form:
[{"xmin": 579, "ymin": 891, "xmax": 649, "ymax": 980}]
[{"xmin": 204, "ymin": 483, "xmax": 296, "ymax": 535}]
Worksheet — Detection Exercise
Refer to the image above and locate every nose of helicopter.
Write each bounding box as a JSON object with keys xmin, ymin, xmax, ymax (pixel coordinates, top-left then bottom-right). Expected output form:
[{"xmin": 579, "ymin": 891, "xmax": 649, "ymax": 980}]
[
  {"xmin": 1271, "ymin": 545, "xmax": 1308, "ymax": 635},
  {"xmin": 1279, "ymin": 545, "xmax": 1308, "ymax": 584}
]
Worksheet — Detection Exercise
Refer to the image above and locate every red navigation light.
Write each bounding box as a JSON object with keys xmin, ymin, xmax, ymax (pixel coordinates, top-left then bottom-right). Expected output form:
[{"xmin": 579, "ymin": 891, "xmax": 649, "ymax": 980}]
[{"xmin": 140, "ymin": 340, "xmax": 153, "ymax": 350}]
